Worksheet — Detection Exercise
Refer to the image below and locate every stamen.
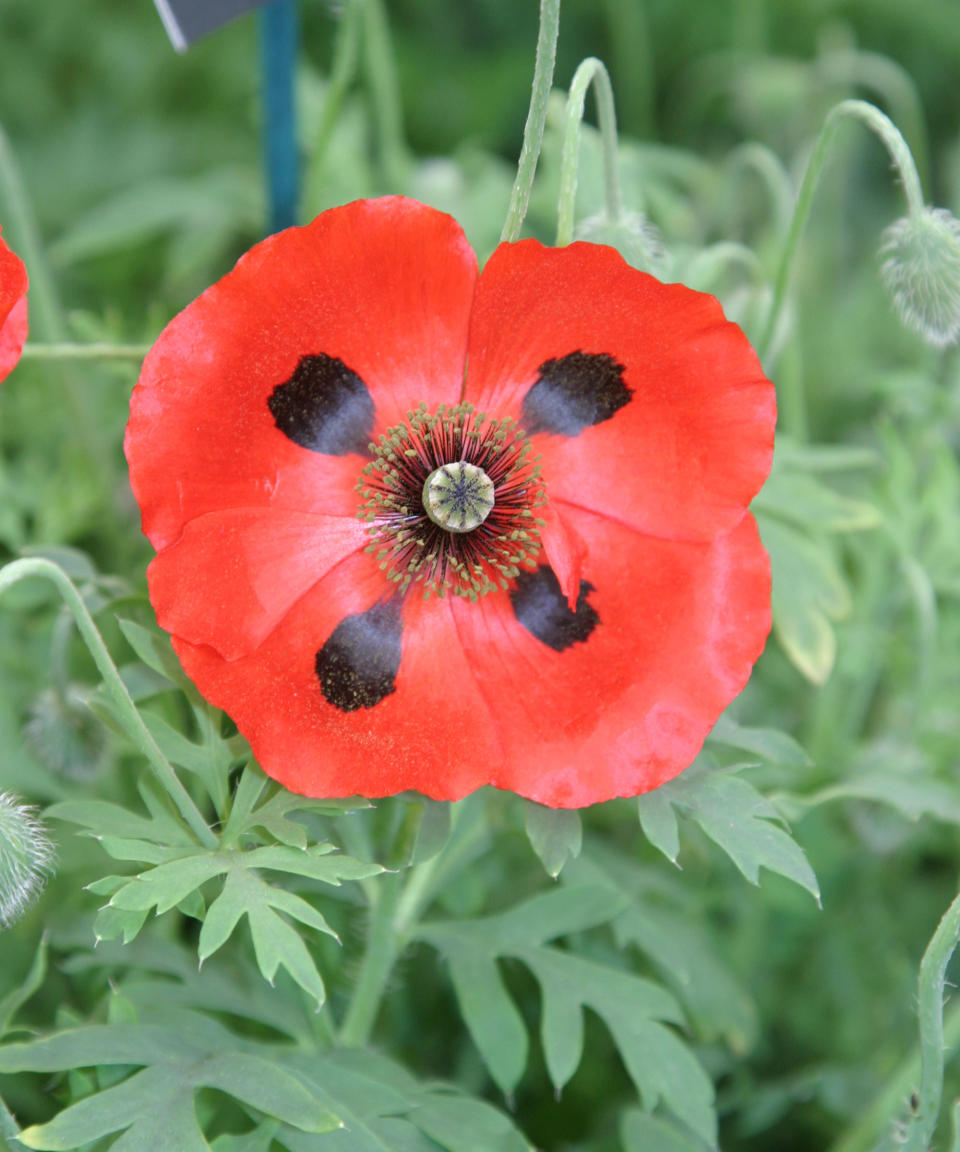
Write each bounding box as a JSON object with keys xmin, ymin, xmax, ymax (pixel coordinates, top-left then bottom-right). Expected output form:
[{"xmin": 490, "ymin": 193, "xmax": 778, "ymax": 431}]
[{"xmin": 356, "ymin": 403, "xmax": 545, "ymax": 599}]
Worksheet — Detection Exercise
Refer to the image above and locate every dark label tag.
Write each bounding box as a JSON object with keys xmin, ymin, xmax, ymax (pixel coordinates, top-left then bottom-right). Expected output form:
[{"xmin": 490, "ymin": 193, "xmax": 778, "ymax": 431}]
[{"xmin": 153, "ymin": 0, "xmax": 273, "ymax": 51}]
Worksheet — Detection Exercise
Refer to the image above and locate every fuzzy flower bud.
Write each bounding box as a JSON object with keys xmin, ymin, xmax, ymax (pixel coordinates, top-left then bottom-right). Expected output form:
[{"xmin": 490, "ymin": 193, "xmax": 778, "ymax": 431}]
[
  {"xmin": 880, "ymin": 207, "xmax": 960, "ymax": 347},
  {"xmin": 0, "ymin": 792, "xmax": 55, "ymax": 929}
]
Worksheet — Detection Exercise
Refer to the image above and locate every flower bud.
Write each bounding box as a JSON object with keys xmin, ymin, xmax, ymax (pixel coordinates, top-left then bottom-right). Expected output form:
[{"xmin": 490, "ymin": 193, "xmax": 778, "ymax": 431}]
[
  {"xmin": 0, "ymin": 792, "xmax": 55, "ymax": 929},
  {"xmin": 880, "ymin": 207, "xmax": 960, "ymax": 347}
]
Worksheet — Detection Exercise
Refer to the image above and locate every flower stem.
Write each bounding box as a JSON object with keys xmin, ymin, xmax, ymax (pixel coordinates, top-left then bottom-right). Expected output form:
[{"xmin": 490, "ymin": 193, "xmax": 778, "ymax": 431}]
[
  {"xmin": 500, "ymin": 0, "xmax": 562, "ymax": 243},
  {"xmin": 305, "ymin": 0, "xmax": 361, "ymax": 209},
  {"xmin": 556, "ymin": 56, "xmax": 622, "ymax": 247},
  {"xmin": 899, "ymin": 889, "xmax": 960, "ymax": 1152},
  {"xmin": 362, "ymin": 0, "xmax": 409, "ymax": 192},
  {"xmin": 338, "ymin": 871, "xmax": 402, "ymax": 1047},
  {"xmin": 759, "ymin": 98, "xmax": 925, "ymax": 364},
  {"xmin": 0, "ymin": 558, "xmax": 217, "ymax": 850},
  {"xmin": 20, "ymin": 343, "xmax": 150, "ymax": 362}
]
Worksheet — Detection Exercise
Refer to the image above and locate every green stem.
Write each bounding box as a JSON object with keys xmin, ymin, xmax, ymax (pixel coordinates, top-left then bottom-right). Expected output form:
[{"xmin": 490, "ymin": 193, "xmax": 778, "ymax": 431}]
[
  {"xmin": 500, "ymin": 0, "xmax": 562, "ymax": 243},
  {"xmin": 21, "ymin": 343, "xmax": 150, "ymax": 362},
  {"xmin": 0, "ymin": 125, "xmax": 64, "ymax": 343},
  {"xmin": 900, "ymin": 890, "xmax": 960, "ymax": 1152},
  {"xmin": 338, "ymin": 871, "xmax": 402, "ymax": 1046},
  {"xmin": 362, "ymin": 0, "xmax": 408, "ymax": 191},
  {"xmin": 0, "ymin": 558, "xmax": 217, "ymax": 850},
  {"xmin": 306, "ymin": 0, "xmax": 361, "ymax": 209},
  {"xmin": 556, "ymin": 56, "xmax": 622, "ymax": 247},
  {"xmin": 759, "ymin": 98, "xmax": 925, "ymax": 363}
]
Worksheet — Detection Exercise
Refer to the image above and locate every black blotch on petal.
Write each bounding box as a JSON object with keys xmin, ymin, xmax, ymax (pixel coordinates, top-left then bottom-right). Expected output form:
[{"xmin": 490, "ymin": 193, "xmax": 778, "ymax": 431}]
[
  {"xmin": 269, "ymin": 354, "xmax": 374, "ymax": 455},
  {"xmin": 510, "ymin": 566, "xmax": 599, "ymax": 652},
  {"xmin": 521, "ymin": 350, "xmax": 631, "ymax": 437},
  {"xmin": 316, "ymin": 600, "xmax": 403, "ymax": 711}
]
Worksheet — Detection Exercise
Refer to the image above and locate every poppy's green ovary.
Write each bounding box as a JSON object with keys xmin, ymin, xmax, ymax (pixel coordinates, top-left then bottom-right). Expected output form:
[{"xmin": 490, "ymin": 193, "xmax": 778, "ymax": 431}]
[{"xmin": 421, "ymin": 462, "xmax": 495, "ymax": 533}]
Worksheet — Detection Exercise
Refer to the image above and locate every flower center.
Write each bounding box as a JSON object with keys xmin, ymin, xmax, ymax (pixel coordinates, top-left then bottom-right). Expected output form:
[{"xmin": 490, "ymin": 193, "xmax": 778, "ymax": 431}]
[
  {"xmin": 421, "ymin": 461, "xmax": 495, "ymax": 533},
  {"xmin": 357, "ymin": 403, "xmax": 545, "ymax": 599}
]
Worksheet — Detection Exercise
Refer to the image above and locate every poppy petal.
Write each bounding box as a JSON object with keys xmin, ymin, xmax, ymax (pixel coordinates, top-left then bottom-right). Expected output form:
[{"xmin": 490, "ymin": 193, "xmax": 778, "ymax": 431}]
[
  {"xmin": 126, "ymin": 197, "xmax": 478, "ymax": 552},
  {"xmin": 450, "ymin": 506, "xmax": 771, "ymax": 808},
  {"xmin": 171, "ymin": 563, "xmax": 500, "ymax": 801},
  {"xmin": 463, "ymin": 239, "xmax": 775, "ymax": 543},
  {"xmin": 538, "ymin": 502, "xmax": 587, "ymax": 611},
  {"xmin": 148, "ymin": 508, "xmax": 371, "ymax": 661},
  {"xmin": 0, "ymin": 229, "xmax": 28, "ymax": 383}
]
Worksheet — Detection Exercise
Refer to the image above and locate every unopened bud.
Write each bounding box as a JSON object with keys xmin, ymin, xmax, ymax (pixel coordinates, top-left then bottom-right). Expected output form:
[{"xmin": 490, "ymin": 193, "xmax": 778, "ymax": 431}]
[
  {"xmin": 0, "ymin": 792, "xmax": 55, "ymax": 929},
  {"xmin": 880, "ymin": 207, "xmax": 960, "ymax": 347}
]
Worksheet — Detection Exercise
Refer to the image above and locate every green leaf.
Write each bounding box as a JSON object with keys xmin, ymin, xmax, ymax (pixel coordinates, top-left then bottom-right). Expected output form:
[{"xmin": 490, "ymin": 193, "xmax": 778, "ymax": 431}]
[
  {"xmin": 637, "ymin": 789, "xmax": 680, "ymax": 864},
  {"xmin": 642, "ymin": 766, "xmax": 819, "ymax": 901},
  {"xmin": 417, "ymin": 886, "xmax": 713, "ymax": 1139},
  {"xmin": 620, "ymin": 1108, "xmax": 711, "ymax": 1152},
  {"xmin": 708, "ymin": 714, "xmax": 811, "ymax": 767},
  {"xmin": 0, "ymin": 1019, "xmax": 340, "ymax": 1150},
  {"xmin": 759, "ymin": 515, "xmax": 851, "ymax": 685},
  {"xmin": 522, "ymin": 801, "xmax": 582, "ymax": 879},
  {"xmin": 116, "ymin": 617, "xmax": 187, "ymax": 687},
  {"xmin": 0, "ymin": 936, "xmax": 47, "ymax": 1038}
]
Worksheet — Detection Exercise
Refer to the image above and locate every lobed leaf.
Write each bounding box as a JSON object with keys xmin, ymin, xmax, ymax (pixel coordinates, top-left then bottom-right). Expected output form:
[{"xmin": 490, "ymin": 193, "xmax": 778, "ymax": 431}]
[{"xmin": 639, "ymin": 764, "xmax": 819, "ymax": 901}]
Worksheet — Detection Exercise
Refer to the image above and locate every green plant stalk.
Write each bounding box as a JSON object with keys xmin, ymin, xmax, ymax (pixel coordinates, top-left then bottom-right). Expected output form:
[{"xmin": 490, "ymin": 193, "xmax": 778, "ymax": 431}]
[
  {"xmin": 828, "ymin": 990, "xmax": 960, "ymax": 1152},
  {"xmin": 362, "ymin": 0, "xmax": 408, "ymax": 192},
  {"xmin": 21, "ymin": 343, "xmax": 150, "ymax": 361},
  {"xmin": 0, "ymin": 125, "xmax": 112, "ymax": 491},
  {"xmin": 306, "ymin": 0, "xmax": 361, "ymax": 207},
  {"xmin": 899, "ymin": 889, "xmax": 960, "ymax": 1152},
  {"xmin": 556, "ymin": 56, "xmax": 623, "ymax": 247},
  {"xmin": 0, "ymin": 558, "xmax": 217, "ymax": 850},
  {"xmin": 723, "ymin": 142, "xmax": 794, "ymax": 238},
  {"xmin": 338, "ymin": 870, "xmax": 402, "ymax": 1047},
  {"xmin": 500, "ymin": 0, "xmax": 562, "ymax": 243},
  {"xmin": 760, "ymin": 99, "xmax": 925, "ymax": 365}
]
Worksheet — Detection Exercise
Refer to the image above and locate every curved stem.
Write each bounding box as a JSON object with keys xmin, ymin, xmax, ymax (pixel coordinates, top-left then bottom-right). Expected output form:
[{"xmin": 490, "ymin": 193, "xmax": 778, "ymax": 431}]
[
  {"xmin": 21, "ymin": 343, "xmax": 149, "ymax": 362},
  {"xmin": 556, "ymin": 56, "xmax": 623, "ymax": 247},
  {"xmin": 500, "ymin": 0, "xmax": 562, "ymax": 243},
  {"xmin": 899, "ymin": 889, "xmax": 960, "ymax": 1152},
  {"xmin": 759, "ymin": 98, "xmax": 925, "ymax": 363},
  {"xmin": 306, "ymin": 0, "xmax": 361, "ymax": 209},
  {"xmin": 723, "ymin": 142, "xmax": 794, "ymax": 238},
  {"xmin": 0, "ymin": 559, "xmax": 217, "ymax": 849}
]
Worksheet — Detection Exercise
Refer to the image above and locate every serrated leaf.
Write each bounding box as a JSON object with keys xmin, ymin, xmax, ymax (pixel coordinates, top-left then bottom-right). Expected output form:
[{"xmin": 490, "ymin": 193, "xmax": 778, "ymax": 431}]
[
  {"xmin": 646, "ymin": 768, "xmax": 819, "ymax": 901},
  {"xmin": 522, "ymin": 802, "xmax": 582, "ymax": 878},
  {"xmin": 416, "ymin": 885, "xmax": 709, "ymax": 1136},
  {"xmin": 0, "ymin": 1020, "xmax": 340, "ymax": 1150}
]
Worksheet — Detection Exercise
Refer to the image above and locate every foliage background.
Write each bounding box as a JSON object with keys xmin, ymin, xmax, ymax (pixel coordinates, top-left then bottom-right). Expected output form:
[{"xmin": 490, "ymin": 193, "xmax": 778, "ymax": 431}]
[{"xmin": 1, "ymin": 1, "xmax": 960, "ymax": 1151}]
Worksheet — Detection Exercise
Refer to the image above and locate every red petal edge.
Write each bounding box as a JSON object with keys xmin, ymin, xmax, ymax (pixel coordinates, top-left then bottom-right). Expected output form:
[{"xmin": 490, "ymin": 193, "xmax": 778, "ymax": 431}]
[
  {"xmin": 126, "ymin": 197, "xmax": 479, "ymax": 553},
  {"xmin": 0, "ymin": 229, "xmax": 28, "ymax": 383},
  {"xmin": 464, "ymin": 239, "xmax": 776, "ymax": 544}
]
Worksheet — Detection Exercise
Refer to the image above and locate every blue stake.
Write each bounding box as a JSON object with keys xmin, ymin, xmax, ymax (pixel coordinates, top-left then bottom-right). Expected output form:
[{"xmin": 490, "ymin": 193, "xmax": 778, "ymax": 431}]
[{"xmin": 260, "ymin": 0, "xmax": 299, "ymax": 233}]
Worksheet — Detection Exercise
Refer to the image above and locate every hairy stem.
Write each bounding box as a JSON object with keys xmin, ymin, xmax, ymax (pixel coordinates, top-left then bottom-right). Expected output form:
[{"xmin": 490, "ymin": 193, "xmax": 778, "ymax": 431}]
[
  {"xmin": 556, "ymin": 56, "xmax": 622, "ymax": 247},
  {"xmin": 0, "ymin": 559, "xmax": 217, "ymax": 850},
  {"xmin": 501, "ymin": 0, "xmax": 562, "ymax": 243},
  {"xmin": 362, "ymin": 0, "xmax": 408, "ymax": 191},
  {"xmin": 338, "ymin": 871, "xmax": 402, "ymax": 1047},
  {"xmin": 306, "ymin": 0, "xmax": 361, "ymax": 207},
  {"xmin": 760, "ymin": 99, "xmax": 925, "ymax": 365}
]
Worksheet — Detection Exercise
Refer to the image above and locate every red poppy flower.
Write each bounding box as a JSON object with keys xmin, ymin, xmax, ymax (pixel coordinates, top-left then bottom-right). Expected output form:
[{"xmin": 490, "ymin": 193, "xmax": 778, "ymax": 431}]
[
  {"xmin": 0, "ymin": 227, "xmax": 28, "ymax": 383},
  {"xmin": 126, "ymin": 197, "xmax": 774, "ymax": 808}
]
